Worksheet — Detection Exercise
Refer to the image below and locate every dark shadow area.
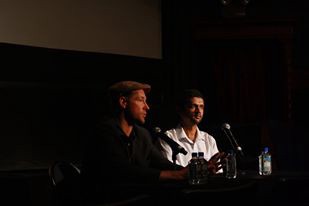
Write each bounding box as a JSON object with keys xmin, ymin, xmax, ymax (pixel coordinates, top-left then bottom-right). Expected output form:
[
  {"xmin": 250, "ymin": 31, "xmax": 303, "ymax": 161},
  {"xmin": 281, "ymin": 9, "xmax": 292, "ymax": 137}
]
[{"xmin": 0, "ymin": 42, "xmax": 164, "ymax": 171}]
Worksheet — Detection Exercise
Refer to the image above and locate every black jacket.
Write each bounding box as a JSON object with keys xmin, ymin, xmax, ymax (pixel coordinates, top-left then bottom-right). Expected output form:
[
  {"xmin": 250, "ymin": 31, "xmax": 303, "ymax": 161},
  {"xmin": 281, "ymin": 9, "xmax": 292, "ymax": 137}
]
[{"xmin": 81, "ymin": 118, "xmax": 180, "ymax": 202}]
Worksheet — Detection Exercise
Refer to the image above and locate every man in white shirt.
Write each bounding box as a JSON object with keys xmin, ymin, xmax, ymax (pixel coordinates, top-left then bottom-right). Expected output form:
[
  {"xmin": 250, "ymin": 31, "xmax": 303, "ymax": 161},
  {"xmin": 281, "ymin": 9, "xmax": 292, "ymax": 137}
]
[{"xmin": 158, "ymin": 89, "xmax": 224, "ymax": 173}]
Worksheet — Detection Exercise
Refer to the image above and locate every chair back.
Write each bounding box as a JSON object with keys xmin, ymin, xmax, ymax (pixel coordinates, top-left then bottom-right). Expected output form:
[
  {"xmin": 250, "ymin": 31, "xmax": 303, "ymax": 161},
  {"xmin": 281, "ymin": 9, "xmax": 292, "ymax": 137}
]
[{"xmin": 48, "ymin": 161, "xmax": 81, "ymax": 206}]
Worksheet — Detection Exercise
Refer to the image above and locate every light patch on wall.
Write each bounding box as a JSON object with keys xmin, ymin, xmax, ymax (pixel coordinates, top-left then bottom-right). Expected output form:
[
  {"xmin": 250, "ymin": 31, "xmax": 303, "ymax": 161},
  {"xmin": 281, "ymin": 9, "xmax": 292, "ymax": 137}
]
[{"xmin": 0, "ymin": 0, "xmax": 161, "ymax": 59}]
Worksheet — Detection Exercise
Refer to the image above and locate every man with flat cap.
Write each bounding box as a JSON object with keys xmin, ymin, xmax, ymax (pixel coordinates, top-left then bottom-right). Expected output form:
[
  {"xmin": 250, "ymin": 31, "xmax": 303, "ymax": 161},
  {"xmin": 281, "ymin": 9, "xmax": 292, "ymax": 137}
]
[{"xmin": 81, "ymin": 81, "xmax": 188, "ymax": 204}]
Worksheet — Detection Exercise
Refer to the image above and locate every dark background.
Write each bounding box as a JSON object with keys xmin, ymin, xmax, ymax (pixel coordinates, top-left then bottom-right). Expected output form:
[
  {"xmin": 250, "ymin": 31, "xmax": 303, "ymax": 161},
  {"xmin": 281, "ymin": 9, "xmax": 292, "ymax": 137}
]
[{"xmin": 0, "ymin": 0, "xmax": 309, "ymax": 173}]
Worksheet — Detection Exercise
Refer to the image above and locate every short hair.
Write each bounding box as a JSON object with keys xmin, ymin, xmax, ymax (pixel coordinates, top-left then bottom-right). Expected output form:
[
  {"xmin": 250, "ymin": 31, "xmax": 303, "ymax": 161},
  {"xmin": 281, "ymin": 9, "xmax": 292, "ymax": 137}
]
[{"xmin": 175, "ymin": 89, "xmax": 204, "ymax": 110}]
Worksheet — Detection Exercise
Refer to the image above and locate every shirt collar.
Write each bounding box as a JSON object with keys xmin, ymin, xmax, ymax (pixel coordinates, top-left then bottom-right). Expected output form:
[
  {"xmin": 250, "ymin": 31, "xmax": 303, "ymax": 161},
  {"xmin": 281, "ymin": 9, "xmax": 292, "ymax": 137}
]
[{"xmin": 175, "ymin": 124, "xmax": 204, "ymax": 142}]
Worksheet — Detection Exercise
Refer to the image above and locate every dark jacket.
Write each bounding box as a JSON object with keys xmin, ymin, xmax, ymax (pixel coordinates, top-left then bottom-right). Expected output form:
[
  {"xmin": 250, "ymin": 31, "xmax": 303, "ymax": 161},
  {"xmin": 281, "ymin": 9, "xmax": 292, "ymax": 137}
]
[{"xmin": 81, "ymin": 118, "xmax": 179, "ymax": 203}]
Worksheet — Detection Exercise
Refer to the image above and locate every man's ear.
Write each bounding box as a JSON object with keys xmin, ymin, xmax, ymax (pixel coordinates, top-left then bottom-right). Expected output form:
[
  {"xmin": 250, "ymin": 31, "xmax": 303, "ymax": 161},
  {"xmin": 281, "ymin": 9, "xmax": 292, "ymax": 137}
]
[{"xmin": 119, "ymin": 96, "xmax": 127, "ymax": 109}]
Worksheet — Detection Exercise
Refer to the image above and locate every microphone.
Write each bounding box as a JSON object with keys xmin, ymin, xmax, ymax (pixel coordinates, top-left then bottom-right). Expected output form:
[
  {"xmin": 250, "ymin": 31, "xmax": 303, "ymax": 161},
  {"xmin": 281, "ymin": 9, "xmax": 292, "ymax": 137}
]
[
  {"xmin": 153, "ymin": 127, "xmax": 188, "ymax": 155},
  {"xmin": 221, "ymin": 123, "xmax": 244, "ymax": 156}
]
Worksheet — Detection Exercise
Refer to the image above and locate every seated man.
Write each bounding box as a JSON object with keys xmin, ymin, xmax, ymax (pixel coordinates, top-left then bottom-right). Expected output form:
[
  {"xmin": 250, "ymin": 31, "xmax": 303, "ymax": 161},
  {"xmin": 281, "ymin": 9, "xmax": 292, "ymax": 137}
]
[
  {"xmin": 158, "ymin": 89, "xmax": 224, "ymax": 174},
  {"xmin": 80, "ymin": 81, "xmax": 188, "ymax": 204}
]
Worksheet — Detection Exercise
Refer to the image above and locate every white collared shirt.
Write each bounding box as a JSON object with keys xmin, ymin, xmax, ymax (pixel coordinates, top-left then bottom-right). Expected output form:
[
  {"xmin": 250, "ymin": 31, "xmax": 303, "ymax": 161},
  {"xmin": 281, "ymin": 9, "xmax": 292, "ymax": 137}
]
[{"xmin": 159, "ymin": 125, "xmax": 219, "ymax": 167}]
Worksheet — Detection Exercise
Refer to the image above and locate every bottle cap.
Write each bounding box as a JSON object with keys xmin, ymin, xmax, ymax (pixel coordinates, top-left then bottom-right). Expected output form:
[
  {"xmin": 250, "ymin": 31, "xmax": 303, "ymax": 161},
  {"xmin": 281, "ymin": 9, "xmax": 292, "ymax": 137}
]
[{"xmin": 191, "ymin": 152, "xmax": 198, "ymax": 157}]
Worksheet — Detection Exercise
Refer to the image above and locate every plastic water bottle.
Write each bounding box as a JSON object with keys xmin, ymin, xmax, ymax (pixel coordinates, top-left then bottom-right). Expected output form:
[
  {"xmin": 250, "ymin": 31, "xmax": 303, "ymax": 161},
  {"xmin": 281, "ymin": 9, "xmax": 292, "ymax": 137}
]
[
  {"xmin": 197, "ymin": 152, "xmax": 208, "ymax": 184},
  {"xmin": 188, "ymin": 152, "xmax": 199, "ymax": 185},
  {"xmin": 259, "ymin": 147, "xmax": 272, "ymax": 175}
]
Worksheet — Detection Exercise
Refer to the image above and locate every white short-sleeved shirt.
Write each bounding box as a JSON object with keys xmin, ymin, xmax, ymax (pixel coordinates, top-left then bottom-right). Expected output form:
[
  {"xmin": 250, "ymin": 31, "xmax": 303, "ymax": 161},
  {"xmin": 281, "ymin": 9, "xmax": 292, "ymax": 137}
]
[{"xmin": 159, "ymin": 125, "xmax": 219, "ymax": 167}]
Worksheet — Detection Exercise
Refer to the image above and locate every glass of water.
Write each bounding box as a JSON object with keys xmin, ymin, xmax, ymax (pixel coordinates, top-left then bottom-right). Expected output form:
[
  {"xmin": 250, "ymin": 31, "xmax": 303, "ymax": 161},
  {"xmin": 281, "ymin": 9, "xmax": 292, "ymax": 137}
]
[{"xmin": 224, "ymin": 150, "xmax": 237, "ymax": 179}]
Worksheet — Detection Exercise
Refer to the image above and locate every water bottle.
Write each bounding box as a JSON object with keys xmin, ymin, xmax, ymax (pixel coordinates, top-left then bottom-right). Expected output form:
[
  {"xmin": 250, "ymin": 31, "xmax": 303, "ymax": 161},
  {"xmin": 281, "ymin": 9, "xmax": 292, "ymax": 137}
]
[
  {"xmin": 258, "ymin": 147, "xmax": 272, "ymax": 175},
  {"xmin": 197, "ymin": 152, "xmax": 208, "ymax": 184},
  {"xmin": 188, "ymin": 152, "xmax": 199, "ymax": 185},
  {"xmin": 224, "ymin": 150, "xmax": 237, "ymax": 179}
]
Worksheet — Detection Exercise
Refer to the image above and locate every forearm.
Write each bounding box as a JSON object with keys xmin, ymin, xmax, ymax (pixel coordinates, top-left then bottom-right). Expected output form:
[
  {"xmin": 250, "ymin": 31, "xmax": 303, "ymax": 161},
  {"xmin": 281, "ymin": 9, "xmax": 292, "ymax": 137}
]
[{"xmin": 159, "ymin": 168, "xmax": 188, "ymax": 181}]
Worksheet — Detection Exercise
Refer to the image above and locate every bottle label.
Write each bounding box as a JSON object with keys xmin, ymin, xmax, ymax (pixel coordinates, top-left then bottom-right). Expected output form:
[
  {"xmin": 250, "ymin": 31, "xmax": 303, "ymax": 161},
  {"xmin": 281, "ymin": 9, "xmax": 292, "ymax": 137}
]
[
  {"xmin": 263, "ymin": 156, "xmax": 271, "ymax": 171},
  {"xmin": 259, "ymin": 154, "xmax": 272, "ymax": 175}
]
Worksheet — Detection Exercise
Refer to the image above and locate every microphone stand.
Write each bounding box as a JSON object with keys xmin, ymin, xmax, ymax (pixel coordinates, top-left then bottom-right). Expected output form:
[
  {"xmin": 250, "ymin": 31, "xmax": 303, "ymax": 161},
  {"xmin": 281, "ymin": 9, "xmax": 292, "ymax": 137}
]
[
  {"xmin": 222, "ymin": 129, "xmax": 238, "ymax": 153},
  {"xmin": 222, "ymin": 126, "xmax": 244, "ymax": 157},
  {"xmin": 153, "ymin": 127, "xmax": 187, "ymax": 169},
  {"xmin": 222, "ymin": 126, "xmax": 246, "ymax": 172}
]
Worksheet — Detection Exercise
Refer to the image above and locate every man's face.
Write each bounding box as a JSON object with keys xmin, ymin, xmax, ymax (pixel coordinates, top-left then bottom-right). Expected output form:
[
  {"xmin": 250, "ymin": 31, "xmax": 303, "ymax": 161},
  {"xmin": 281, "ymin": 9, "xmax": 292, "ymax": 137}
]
[
  {"xmin": 182, "ymin": 97, "xmax": 204, "ymax": 125},
  {"xmin": 124, "ymin": 89, "xmax": 150, "ymax": 124}
]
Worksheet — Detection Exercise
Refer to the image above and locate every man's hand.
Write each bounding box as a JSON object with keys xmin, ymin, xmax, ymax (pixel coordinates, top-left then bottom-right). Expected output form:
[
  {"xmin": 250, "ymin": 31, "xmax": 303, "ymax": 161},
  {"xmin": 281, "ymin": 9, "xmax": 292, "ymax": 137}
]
[{"xmin": 207, "ymin": 152, "xmax": 226, "ymax": 174}]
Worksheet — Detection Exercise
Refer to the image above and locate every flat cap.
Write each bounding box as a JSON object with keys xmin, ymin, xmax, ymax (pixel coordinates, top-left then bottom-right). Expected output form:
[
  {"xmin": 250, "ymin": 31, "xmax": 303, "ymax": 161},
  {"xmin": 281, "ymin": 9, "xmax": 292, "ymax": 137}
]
[{"xmin": 108, "ymin": 80, "xmax": 151, "ymax": 94}]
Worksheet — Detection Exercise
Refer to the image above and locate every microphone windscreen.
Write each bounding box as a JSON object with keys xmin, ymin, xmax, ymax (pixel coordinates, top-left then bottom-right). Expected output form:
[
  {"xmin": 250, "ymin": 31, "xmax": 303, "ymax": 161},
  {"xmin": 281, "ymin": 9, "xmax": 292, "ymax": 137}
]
[
  {"xmin": 222, "ymin": 123, "xmax": 231, "ymax": 130},
  {"xmin": 153, "ymin": 127, "xmax": 161, "ymax": 133}
]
